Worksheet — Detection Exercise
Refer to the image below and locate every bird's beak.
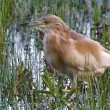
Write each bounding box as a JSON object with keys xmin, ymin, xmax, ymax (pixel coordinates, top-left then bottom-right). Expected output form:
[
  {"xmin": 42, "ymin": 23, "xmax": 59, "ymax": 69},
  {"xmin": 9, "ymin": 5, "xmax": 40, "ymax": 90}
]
[{"xmin": 29, "ymin": 19, "xmax": 46, "ymax": 28}]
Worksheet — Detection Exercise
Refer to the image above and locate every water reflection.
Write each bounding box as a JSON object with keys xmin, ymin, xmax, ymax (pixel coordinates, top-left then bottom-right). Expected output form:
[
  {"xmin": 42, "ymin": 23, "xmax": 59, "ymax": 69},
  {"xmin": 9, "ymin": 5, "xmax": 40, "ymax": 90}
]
[{"xmin": 13, "ymin": 28, "xmax": 44, "ymax": 85}]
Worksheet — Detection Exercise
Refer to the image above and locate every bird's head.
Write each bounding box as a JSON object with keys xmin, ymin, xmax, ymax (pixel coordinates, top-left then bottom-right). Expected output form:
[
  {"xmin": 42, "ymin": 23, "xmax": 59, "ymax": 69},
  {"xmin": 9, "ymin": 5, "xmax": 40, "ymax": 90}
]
[{"xmin": 29, "ymin": 15, "xmax": 69, "ymax": 34}]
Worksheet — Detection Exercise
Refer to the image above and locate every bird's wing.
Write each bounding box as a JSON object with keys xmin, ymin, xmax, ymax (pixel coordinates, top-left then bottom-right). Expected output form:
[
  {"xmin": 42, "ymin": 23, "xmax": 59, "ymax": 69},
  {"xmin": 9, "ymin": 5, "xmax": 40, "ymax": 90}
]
[
  {"xmin": 99, "ymin": 46, "xmax": 110, "ymax": 68},
  {"xmin": 69, "ymin": 31, "xmax": 110, "ymax": 70}
]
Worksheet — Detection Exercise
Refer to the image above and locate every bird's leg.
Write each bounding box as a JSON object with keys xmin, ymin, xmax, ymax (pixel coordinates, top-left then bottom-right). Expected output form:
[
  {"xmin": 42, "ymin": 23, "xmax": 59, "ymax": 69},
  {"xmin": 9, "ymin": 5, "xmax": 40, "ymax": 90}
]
[
  {"xmin": 62, "ymin": 72, "xmax": 78, "ymax": 93},
  {"xmin": 71, "ymin": 72, "xmax": 78, "ymax": 92}
]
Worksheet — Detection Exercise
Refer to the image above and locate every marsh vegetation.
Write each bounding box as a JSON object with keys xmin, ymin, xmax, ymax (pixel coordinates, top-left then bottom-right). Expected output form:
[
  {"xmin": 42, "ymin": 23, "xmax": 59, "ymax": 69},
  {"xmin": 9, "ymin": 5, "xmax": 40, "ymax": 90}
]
[{"xmin": 0, "ymin": 0, "xmax": 110, "ymax": 110}]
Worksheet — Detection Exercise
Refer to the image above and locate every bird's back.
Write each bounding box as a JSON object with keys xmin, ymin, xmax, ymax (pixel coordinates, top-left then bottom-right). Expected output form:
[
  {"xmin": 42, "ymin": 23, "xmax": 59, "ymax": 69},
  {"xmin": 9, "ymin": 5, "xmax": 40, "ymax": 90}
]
[
  {"xmin": 70, "ymin": 30, "xmax": 110, "ymax": 73},
  {"xmin": 43, "ymin": 29, "xmax": 110, "ymax": 76}
]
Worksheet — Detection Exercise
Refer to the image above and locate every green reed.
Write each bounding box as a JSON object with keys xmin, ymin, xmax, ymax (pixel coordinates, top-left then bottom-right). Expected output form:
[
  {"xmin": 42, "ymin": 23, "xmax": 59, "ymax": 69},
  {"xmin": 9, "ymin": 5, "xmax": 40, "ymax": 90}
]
[{"xmin": 0, "ymin": 0, "xmax": 110, "ymax": 110}]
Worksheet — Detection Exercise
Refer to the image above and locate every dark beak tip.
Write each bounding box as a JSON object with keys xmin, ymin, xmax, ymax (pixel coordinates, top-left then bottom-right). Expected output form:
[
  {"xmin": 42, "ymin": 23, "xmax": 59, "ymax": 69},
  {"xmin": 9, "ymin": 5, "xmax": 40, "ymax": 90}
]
[
  {"xmin": 20, "ymin": 22, "xmax": 29, "ymax": 27},
  {"xmin": 28, "ymin": 22, "xmax": 34, "ymax": 27},
  {"xmin": 29, "ymin": 21, "xmax": 38, "ymax": 27}
]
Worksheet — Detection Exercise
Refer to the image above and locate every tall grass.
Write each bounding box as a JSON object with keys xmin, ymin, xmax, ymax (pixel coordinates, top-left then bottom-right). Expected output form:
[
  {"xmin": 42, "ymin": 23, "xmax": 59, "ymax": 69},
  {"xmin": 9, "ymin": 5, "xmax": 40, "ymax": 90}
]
[{"xmin": 0, "ymin": 0, "xmax": 110, "ymax": 110}]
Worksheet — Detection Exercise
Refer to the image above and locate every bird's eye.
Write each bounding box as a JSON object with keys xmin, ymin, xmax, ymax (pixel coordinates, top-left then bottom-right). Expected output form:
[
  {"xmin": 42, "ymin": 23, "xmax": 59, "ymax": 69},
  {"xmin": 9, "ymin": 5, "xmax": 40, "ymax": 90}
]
[{"xmin": 44, "ymin": 20, "xmax": 48, "ymax": 25}]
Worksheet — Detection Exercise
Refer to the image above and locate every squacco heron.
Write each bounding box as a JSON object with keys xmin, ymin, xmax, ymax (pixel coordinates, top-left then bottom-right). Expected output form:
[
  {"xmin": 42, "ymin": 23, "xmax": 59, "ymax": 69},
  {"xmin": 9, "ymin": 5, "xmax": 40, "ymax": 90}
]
[{"xmin": 29, "ymin": 15, "xmax": 110, "ymax": 91}]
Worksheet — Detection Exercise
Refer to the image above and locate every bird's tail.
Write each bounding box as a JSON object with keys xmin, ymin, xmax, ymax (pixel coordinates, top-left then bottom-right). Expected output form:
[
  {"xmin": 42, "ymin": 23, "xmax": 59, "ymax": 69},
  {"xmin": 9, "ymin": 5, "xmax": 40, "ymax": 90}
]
[
  {"xmin": 102, "ymin": 47, "xmax": 110, "ymax": 54},
  {"xmin": 100, "ymin": 47, "xmax": 110, "ymax": 68}
]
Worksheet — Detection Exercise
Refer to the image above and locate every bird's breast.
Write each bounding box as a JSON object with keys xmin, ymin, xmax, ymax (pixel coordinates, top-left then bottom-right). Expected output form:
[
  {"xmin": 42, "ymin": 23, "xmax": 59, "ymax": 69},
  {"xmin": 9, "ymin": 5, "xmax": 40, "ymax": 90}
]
[
  {"xmin": 43, "ymin": 36, "xmax": 72, "ymax": 73},
  {"xmin": 43, "ymin": 36, "xmax": 57, "ymax": 66}
]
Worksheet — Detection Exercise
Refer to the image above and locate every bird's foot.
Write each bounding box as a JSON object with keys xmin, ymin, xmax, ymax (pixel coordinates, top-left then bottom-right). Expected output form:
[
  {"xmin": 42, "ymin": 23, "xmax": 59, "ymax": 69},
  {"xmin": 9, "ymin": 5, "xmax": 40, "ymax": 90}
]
[{"xmin": 62, "ymin": 86, "xmax": 77, "ymax": 93}]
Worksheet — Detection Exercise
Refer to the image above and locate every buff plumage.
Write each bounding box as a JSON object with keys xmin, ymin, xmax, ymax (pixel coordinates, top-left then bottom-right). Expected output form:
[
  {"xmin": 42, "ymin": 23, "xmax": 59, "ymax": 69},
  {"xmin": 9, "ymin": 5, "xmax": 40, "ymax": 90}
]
[{"xmin": 29, "ymin": 15, "xmax": 110, "ymax": 89}]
